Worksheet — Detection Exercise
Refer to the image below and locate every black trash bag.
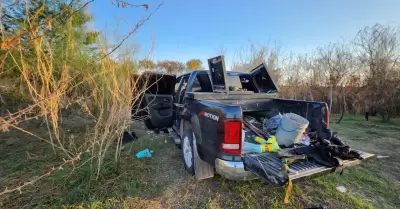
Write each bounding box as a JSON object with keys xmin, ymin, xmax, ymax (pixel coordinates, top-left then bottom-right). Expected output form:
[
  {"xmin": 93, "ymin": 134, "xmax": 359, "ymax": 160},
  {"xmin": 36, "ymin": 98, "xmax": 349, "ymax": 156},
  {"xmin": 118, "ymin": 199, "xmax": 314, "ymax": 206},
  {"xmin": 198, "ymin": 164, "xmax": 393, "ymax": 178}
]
[
  {"xmin": 293, "ymin": 126, "xmax": 362, "ymax": 167},
  {"xmin": 308, "ymin": 124, "xmax": 346, "ymax": 146},
  {"xmin": 291, "ymin": 145, "xmax": 340, "ymax": 167}
]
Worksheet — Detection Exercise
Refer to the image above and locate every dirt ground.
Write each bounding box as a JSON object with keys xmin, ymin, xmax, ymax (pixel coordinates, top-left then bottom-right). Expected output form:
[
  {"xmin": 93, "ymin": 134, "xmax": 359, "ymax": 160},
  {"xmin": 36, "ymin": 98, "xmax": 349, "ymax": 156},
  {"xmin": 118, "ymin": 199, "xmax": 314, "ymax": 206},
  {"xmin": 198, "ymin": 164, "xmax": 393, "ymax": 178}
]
[{"xmin": 0, "ymin": 115, "xmax": 399, "ymax": 209}]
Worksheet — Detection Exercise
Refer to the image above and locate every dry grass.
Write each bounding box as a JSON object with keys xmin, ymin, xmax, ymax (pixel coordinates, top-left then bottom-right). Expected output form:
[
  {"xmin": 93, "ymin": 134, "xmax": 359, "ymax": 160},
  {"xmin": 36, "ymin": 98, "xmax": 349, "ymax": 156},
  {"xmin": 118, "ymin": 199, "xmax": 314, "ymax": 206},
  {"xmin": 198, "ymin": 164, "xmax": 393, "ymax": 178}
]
[
  {"xmin": 0, "ymin": 0, "xmax": 158, "ymax": 197},
  {"xmin": 1, "ymin": 115, "xmax": 398, "ymax": 208}
]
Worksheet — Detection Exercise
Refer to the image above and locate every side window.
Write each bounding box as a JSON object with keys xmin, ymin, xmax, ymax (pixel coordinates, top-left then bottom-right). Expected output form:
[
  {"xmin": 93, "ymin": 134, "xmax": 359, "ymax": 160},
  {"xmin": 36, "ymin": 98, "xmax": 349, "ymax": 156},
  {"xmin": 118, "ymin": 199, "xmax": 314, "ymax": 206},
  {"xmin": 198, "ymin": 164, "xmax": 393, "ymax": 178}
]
[
  {"xmin": 192, "ymin": 76, "xmax": 202, "ymax": 92},
  {"xmin": 175, "ymin": 77, "xmax": 182, "ymax": 91},
  {"xmin": 190, "ymin": 74, "xmax": 213, "ymax": 92},
  {"xmin": 179, "ymin": 76, "xmax": 190, "ymax": 103},
  {"xmin": 181, "ymin": 76, "xmax": 189, "ymax": 90},
  {"xmin": 197, "ymin": 74, "xmax": 213, "ymax": 92}
]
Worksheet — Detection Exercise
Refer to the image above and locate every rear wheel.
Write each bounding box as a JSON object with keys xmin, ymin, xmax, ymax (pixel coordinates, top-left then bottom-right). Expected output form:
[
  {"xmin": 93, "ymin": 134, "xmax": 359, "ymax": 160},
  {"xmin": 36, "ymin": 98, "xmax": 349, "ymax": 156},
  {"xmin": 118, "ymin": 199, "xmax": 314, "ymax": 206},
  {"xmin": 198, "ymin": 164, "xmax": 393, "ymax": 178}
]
[{"xmin": 181, "ymin": 127, "xmax": 194, "ymax": 174}]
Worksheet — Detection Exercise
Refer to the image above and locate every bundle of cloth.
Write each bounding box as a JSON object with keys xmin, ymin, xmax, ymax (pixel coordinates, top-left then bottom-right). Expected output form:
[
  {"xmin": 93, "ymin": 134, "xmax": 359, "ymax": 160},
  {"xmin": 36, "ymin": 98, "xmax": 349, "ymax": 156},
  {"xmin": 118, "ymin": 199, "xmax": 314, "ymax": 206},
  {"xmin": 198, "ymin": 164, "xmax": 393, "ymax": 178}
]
[{"xmin": 290, "ymin": 125, "xmax": 363, "ymax": 167}]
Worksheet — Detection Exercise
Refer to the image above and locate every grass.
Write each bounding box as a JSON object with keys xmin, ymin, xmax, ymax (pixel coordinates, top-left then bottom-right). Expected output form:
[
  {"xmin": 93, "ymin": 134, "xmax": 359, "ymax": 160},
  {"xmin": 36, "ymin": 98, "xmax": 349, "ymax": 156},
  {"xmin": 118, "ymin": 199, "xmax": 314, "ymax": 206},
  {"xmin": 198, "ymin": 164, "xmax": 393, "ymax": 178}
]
[{"xmin": 1, "ymin": 114, "xmax": 400, "ymax": 208}]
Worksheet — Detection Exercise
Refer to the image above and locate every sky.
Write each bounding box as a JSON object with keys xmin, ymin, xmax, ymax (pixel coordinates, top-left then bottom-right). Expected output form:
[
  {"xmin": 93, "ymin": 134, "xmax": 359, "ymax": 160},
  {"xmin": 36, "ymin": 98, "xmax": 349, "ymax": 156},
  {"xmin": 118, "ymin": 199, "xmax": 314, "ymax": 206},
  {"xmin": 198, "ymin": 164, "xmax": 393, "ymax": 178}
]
[{"xmin": 89, "ymin": 0, "xmax": 400, "ymax": 69}]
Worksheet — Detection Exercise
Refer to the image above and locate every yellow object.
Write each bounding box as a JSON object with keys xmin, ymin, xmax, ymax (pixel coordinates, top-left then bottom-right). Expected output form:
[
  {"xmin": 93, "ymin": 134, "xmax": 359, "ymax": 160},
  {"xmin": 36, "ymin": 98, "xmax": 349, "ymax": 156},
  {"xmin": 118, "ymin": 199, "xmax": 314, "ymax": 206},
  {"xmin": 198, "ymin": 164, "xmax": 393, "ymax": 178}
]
[
  {"xmin": 254, "ymin": 136, "xmax": 267, "ymax": 144},
  {"xmin": 253, "ymin": 136, "xmax": 280, "ymax": 153},
  {"xmin": 266, "ymin": 136, "xmax": 280, "ymax": 152},
  {"xmin": 260, "ymin": 144, "xmax": 267, "ymax": 152},
  {"xmin": 258, "ymin": 136, "xmax": 280, "ymax": 153},
  {"xmin": 284, "ymin": 178, "xmax": 293, "ymax": 203}
]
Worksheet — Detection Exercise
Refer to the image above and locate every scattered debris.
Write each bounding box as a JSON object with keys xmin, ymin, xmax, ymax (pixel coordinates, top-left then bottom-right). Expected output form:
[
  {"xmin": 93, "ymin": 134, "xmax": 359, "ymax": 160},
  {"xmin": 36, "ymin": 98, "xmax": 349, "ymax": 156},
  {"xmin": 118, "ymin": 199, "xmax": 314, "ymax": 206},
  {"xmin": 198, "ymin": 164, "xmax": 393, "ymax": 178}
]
[
  {"xmin": 299, "ymin": 134, "xmax": 310, "ymax": 146},
  {"xmin": 136, "ymin": 148, "xmax": 153, "ymax": 159},
  {"xmin": 122, "ymin": 131, "xmax": 137, "ymax": 144},
  {"xmin": 336, "ymin": 186, "xmax": 347, "ymax": 193},
  {"xmin": 376, "ymin": 155, "xmax": 389, "ymax": 159},
  {"xmin": 263, "ymin": 113, "xmax": 282, "ymax": 133}
]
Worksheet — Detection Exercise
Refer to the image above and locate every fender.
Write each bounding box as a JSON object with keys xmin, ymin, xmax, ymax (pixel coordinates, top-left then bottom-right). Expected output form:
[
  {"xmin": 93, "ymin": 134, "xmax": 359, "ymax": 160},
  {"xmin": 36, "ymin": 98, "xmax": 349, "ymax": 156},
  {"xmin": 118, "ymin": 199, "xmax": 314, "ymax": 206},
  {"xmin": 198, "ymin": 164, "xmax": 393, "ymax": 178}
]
[
  {"xmin": 181, "ymin": 113, "xmax": 206, "ymax": 161},
  {"xmin": 189, "ymin": 114, "xmax": 204, "ymax": 158},
  {"xmin": 179, "ymin": 106, "xmax": 191, "ymax": 136}
]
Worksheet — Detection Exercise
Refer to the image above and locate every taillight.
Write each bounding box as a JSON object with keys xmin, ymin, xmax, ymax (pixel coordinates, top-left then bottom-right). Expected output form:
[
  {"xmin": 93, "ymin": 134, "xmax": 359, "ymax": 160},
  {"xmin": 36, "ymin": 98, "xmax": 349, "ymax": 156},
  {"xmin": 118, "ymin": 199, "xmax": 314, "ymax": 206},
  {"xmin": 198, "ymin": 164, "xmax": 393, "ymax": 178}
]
[
  {"xmin": 325, "ymin": 104, "xmax": 330, "ymax": 128},
  {"xmin": 220, "ymin": 120, "xmax": 242, "ymax": 155}
]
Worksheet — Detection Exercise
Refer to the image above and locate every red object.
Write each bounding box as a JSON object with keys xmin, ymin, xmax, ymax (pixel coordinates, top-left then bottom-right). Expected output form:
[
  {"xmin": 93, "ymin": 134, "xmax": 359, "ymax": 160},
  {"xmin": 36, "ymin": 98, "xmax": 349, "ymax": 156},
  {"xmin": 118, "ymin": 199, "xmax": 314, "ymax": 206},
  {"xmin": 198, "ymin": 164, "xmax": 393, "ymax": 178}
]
[{"xmin": 219, "ymin": 120, "xmax": 242, "ymax": 154}]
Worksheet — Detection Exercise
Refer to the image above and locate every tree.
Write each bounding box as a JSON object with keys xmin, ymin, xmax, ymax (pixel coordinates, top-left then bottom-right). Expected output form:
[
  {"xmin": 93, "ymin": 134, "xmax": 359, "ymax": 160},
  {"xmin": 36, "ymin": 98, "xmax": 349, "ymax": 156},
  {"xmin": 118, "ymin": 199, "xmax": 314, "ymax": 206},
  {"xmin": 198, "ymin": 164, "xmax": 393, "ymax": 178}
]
[
  {"xmin": 1, "ymin": 0, "xmax": 98, "ymax": 76},
  {"xmin": 139, "ymin": 59, "xmax": 156, "ymax": 70},
  {"xmin": 311, "ymin": 42, "xmax": 356, "ymax": 115},
  {"xmin": 313, "ymin": 42, "xmax": 355, "ymax": 89},
  {"xmin": 231, "ymin": 42, "xmax": 282, "ymax": 86},
  {"xmin": 232, "ymin": 42, "xmax": 281, "ymax": 73},
  {"xmin": 157, "ymin": 60, "xmax": 185, "ymax": 74},
  {"xmin": 337, "ymin": 86, "xmax": 346, "ymax": 124},
  {"xmin": 354, "ymin": 24, "xmax": 400, "ymax": 121},
  {"xmin": 186, "ymin": 59, "xmax": 202, "ymax": 71},
  {"xmin": 279, "ymin": 53, "xmax": 310, "ymax": 99}
]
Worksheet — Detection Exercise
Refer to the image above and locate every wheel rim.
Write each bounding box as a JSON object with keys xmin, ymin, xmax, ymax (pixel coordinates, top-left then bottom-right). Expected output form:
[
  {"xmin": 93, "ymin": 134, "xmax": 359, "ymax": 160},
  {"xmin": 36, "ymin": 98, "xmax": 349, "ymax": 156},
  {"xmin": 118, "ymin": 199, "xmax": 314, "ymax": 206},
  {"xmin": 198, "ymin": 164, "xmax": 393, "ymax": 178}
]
[{"xmin": 183, "ymin": 136, "xmax": 193, "ymax": 167}]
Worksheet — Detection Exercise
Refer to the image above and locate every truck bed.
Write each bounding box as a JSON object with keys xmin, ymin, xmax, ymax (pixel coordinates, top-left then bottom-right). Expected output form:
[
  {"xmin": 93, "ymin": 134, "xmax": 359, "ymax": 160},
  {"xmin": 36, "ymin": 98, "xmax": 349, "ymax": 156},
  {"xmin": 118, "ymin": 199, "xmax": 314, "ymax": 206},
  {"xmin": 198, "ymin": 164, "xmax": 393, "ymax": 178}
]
[{"xmin": 185, "ymin": 92, "xmax": 277, "ymax": 101}]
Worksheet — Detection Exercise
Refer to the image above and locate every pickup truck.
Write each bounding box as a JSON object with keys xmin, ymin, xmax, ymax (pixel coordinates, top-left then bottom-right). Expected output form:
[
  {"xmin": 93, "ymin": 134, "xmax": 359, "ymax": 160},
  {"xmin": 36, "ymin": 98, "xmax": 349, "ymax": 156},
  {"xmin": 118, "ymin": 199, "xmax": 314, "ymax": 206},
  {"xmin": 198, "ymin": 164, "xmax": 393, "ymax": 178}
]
[{"xmin": 135, "ymin": 56, "xmax": 374, "ymax": 185}]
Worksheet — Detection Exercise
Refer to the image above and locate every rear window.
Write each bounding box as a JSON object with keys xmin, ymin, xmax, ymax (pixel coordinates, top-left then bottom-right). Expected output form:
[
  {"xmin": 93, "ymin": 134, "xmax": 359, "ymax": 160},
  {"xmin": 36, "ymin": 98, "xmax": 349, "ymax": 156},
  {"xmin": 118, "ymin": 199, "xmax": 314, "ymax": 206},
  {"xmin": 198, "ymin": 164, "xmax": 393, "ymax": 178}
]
[
  {"xmin": 138, "ymin": 73, "xmax": 175, "ymax": 94},
  {"xmin": 227, "ymin": 74, "xmax": 256, "ymax": 92},
  {"xmin": 193, "ymin": 74, "xmax": 213, "ymax": 92}
]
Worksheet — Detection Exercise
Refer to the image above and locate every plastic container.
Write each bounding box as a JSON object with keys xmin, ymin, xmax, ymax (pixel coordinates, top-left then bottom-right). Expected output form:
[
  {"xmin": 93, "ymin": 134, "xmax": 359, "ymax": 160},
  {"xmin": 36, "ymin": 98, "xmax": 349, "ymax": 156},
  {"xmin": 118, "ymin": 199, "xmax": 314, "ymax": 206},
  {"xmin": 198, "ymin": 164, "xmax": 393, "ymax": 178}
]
[{"xmin": 275, "ymin": 113, "xmax": 309, "ymax": 146}]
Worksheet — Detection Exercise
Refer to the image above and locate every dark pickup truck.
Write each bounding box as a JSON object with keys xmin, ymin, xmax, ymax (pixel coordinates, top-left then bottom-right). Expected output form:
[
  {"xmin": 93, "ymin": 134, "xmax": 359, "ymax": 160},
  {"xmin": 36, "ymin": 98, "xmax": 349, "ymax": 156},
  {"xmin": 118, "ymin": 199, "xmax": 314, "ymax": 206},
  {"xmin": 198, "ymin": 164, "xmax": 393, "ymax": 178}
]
[{"xmin": 136, "ymin": 56, "xmax": 374, "ymax": 185}]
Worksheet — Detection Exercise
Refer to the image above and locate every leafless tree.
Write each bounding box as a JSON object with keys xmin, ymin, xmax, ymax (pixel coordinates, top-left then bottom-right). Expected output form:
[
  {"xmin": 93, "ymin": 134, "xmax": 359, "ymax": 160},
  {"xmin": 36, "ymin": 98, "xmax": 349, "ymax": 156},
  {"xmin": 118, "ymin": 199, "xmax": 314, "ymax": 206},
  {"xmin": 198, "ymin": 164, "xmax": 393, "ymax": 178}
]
[
  {"xmin": 314, "ymin": 42, "xmax": 356, "ymax": 88},
  {"xmin": 354, "ymin": 24, "xmax": 400, "ymax": 121},
  {"xmin": 279, "ymin": 53, "xmax": 310, "ymax": 99},
  {"xmin": 231, "ymin": 42, "xmax": 283, "ymax": 84},
  {"xmin": 303, "ymin": 42, "xmax": 356, "ymax": 116}
]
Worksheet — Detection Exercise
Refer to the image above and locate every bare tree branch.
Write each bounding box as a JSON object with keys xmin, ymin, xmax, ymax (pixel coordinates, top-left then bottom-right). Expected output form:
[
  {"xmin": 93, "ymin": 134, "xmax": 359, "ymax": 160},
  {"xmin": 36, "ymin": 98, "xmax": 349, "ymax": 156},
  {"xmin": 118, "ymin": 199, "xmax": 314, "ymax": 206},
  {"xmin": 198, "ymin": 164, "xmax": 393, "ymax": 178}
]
[{"xmin": 101, "ymin": 2, "xmax": 164, "ymax": 60}]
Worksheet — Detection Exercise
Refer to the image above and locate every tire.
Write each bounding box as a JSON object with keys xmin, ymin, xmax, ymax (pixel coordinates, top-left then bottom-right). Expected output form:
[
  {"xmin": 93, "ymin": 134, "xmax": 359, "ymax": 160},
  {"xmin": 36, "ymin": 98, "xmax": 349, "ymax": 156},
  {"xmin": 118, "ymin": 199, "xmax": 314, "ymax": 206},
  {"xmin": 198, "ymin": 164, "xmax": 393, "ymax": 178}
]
[{"xmin": 181, "ymin": 126, "xmax": 195, "ymax": 175}]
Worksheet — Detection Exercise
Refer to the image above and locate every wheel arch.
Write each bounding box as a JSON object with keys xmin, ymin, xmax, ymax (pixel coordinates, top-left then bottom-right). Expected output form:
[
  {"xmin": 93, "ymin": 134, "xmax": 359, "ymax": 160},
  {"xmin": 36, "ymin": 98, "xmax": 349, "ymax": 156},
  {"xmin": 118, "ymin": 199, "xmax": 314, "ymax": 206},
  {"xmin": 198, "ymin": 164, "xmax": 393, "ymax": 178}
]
[{"xmin": 180, "ymin": 113, "xmax": 205, "ymax": 160}]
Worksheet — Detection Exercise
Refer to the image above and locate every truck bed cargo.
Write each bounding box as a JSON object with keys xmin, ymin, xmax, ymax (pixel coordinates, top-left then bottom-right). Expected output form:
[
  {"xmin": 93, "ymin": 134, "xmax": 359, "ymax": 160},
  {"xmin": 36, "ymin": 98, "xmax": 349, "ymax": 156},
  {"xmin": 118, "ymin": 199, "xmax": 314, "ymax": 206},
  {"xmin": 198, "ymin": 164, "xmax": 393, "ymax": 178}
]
[{"xmin": 243, "ymin": 150, "xmax": 375, "ymax": 185}]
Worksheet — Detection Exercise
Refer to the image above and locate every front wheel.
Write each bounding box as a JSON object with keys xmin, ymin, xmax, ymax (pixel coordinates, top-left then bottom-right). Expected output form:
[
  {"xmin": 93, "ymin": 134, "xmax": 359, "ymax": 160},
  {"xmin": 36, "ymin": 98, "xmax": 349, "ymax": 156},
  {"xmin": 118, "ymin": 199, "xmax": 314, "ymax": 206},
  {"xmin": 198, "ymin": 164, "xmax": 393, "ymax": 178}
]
[{"xmin": 181, "ymin": 127, "xmax": 195, "ymax": 175}]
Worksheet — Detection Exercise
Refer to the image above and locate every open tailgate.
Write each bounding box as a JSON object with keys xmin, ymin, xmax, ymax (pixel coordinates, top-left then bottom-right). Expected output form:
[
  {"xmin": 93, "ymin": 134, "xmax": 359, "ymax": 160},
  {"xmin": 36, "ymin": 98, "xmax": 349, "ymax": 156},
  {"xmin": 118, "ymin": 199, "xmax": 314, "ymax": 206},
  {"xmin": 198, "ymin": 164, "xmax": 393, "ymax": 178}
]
[{"xmin": 242, "ymin": 150, "xmax": 375, "ymax": 186}]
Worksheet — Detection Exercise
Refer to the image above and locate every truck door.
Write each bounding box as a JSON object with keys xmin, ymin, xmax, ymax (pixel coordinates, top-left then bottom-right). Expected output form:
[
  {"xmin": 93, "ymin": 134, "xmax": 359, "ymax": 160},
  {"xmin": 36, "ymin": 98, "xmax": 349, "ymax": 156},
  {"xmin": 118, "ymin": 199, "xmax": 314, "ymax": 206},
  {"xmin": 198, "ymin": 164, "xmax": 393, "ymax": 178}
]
[
  {"xmin": 134, "ymin": 72, "xmax": 176, "ymax": 129},
  {"xmin": 173, "ymin": 74, "xmax": 190, "ymax": 130}
]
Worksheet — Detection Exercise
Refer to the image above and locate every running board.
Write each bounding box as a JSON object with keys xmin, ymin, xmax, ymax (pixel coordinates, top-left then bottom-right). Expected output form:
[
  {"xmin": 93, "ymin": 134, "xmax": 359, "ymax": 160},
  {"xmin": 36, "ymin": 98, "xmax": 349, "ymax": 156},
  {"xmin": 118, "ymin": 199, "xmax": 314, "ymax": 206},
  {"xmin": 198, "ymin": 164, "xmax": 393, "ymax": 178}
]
[{"xmin": 243, "ymin": 150, "xmax": 375, "ymax": 186}]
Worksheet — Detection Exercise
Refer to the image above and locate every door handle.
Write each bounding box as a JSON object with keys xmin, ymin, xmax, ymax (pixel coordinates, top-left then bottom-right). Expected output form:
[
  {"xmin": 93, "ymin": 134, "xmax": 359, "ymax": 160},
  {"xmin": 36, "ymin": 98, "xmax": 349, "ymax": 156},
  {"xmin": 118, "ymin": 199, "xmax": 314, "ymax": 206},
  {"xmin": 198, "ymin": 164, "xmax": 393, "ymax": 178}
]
[
  {"xmin": 163, "ymin": 98, "xmax": 169, "ymax": 102},
  {"xmin": 174, "ymin": 103, "xmax": 184, "ymax": 108}
]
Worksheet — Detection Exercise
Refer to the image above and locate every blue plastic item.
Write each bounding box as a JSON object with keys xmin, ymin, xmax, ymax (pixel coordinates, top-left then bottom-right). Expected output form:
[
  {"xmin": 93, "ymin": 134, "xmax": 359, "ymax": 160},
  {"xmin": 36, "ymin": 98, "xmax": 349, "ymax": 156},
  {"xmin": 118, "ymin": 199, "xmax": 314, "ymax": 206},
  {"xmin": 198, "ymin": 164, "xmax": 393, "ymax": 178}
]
[
  {"xmin": 242, "ymin": 142, "xmax": 265, "ymax": 154},
  {"xmin": 263, "ymin": 114, "xmax": 282, "ymax": 132},
  {"xmin": 136, "ymin": 148, "xmax": 153, "ymax": 159}
]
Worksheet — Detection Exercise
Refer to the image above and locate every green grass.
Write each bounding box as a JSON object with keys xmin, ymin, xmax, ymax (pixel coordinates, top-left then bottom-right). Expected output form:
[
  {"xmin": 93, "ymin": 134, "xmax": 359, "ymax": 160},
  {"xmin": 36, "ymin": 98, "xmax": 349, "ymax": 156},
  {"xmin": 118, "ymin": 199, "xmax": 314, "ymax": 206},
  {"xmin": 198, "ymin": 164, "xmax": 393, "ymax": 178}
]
[{"xmin": 1, "ymin": 115, "xmax": 400, "ymax": 208}]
